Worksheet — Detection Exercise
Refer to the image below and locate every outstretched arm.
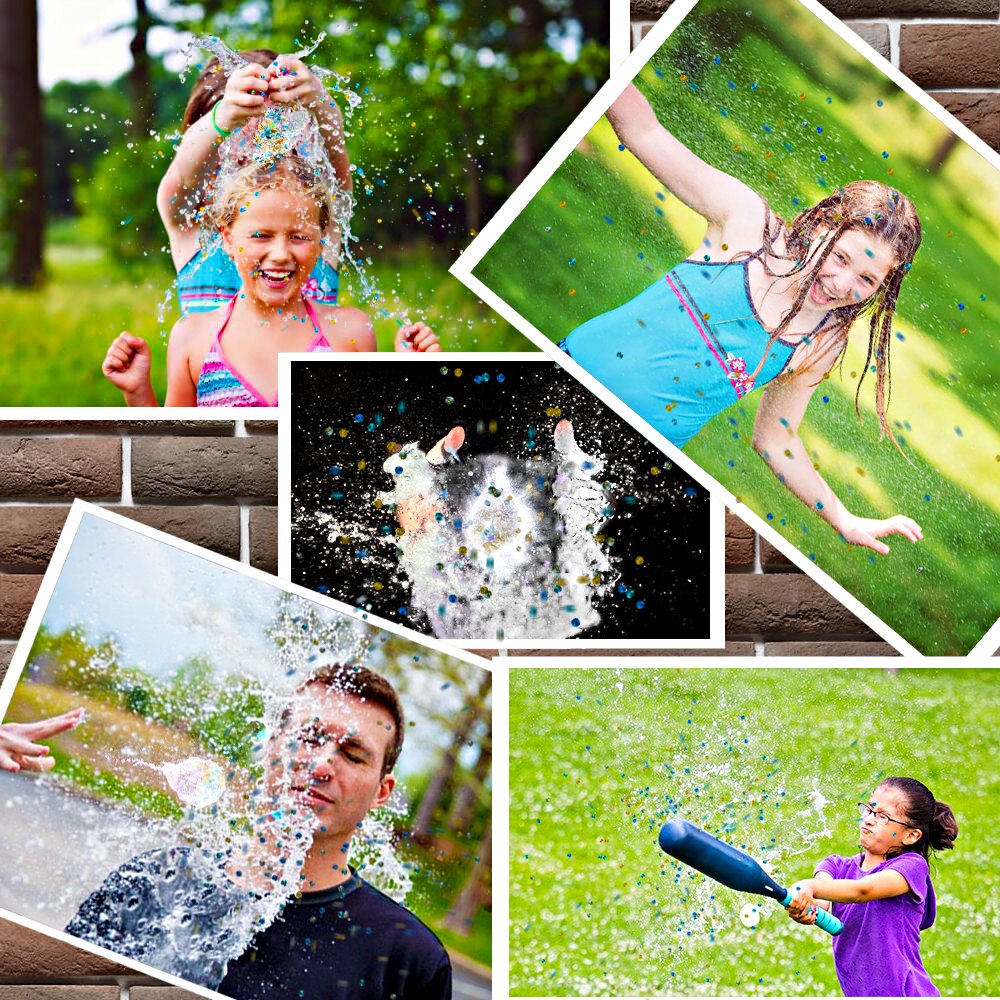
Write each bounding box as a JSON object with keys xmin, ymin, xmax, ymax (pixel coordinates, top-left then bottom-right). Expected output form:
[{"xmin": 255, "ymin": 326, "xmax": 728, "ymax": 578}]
[
  {"xmin": 607, "ymin": 83, "xmax": 764, "ymax": 233},
  {"xmin": 788, "ymin": 871, "xmax": 909, "ymax": 924},
  {"xmin": 752, "ymin": 343, "xmax": 922, "ymax": 554}
]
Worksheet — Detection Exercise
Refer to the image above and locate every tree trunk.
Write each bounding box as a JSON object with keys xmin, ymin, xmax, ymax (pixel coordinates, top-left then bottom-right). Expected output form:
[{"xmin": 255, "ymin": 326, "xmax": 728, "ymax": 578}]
[
  {"xmin": 443, "ymin": 817, "xmax": 492, "ymax": 936},
  {"xmin": 0, "ymin": 0, "xmax": 44, "ymax": 286},
  {"xmin": 411, "ymin": 673, "xmax": 491, "ymax": 837},
  {"xmin": 129, "ymin": 0, "xmax": 154, "ymax": 138},
  {"xmin": 929, "ymin": 131, "xmax": 960, "ymax": 174},
  {"xmin": 447, "ymin": 723, "xmax": 492, "ymax": 835}
]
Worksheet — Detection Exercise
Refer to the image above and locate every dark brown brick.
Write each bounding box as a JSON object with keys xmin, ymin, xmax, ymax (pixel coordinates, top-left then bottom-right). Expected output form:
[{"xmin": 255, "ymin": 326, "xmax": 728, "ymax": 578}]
[
  {"xmin": 117, "ymin": 506, "xmax": 241, "ymax": 561},
  {"xmin": 249, "ymin": 507, "xmax": 279, "ymax": 573},
  {"xmin": 131, "ymin": 437, "xmax": 277, "ymax": 501},
  {"xmin": 0, "ymin": 642, "xmax": 13, "ymax": 682},
  {"xmin": 760, "ymin": 538, "xmax": 799, "ymax": 572},
  {"xmin": 764, "ymin": 641, "xmax": 898, "ymax": 655},
  {"xmin": 244, "ymin": 420, "xmax": 278, "ymax": 434},
  {"xmin": 0, "ymin": 989, "xmax": 120, "ymax": 999},
  {"xmin": 900, "ymin": 25, "xmax": 1000, "ymax": 88},
  {"xmin": 0, "ymin": 574, "xmax": 44, "ymax": 638},
  {"xmin": 932, "ymin": 91, "xmax": 1000, "ymax": 149},
  {"xmin": 725, "ymin": 511, "xmax": 755, "ymax": 569},
  {"xmin": 726, "ymin": 573, "xmax": 874, "ymax": 637},
  {"xmin": 0, "ymin": 439, "xmax": 120, "ymax": 499},
  {"xmin": 829, "ymin": 0, "xmax": 998, "ymax": 13},
  {"xmin": 0, "ymin": 916, "xmax": 134, "ymax": 976},
  {"xmin": 0, "ymin": 422, "xmax": 233, "ymax": 435},
  {"xmin": 503, "ymin": 643, "xmax": 756, "ymax": 656},
  {"xmin": 0, "ymin": 506, "xmax": 240, "ymax": 570},
  {"xmin": 848, "ymin": 21, "xmax": 890, "ymax": 60},
  {"xmin": 633, "ymin": 0, "xmax": 1000, "ymax": 14}
]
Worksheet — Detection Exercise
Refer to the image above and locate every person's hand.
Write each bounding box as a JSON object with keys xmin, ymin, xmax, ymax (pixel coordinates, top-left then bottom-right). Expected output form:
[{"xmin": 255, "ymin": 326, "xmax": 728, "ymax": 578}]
[
  {"xmin": 0, "ymin": 708, "xmax": 85, "ymax": 774},
  {"xmin": 265, "ymin": 55, "xmax": 326, "ymax": 109},
  {"xmin": 395, "ymin": 323, "xmax": 441, "ymax": 353},
  {"xmin": 394, "ymin": 427, "xmax": 466, "ymax": 534},
  {"xmin": 214, "ymin": 62, "xmax": 269, "ymax": 132},
  {"xmin": 103, "ymin": 333, "xmax": 153, "ymax": 398},
  {"xmin": 787, "ymin": 880, "xmax": 819, "ymax": 925},
  {"xmin": 835, "ymin": 512, "xmax": 923, "ymax": 555}
]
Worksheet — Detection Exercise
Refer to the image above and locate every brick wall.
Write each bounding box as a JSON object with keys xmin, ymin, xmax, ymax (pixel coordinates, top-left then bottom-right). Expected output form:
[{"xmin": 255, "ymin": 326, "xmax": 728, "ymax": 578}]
[
  {"xmin": 0, "ymin": 420, "xmax": 278, "ymax": 679},
  {"xmin": 631, "ymin": 0, "xmax": 1000, "ymax": 150},
  {"xmin": 0, "ymin": 915, "xmax": 195, "ymax": 998}
]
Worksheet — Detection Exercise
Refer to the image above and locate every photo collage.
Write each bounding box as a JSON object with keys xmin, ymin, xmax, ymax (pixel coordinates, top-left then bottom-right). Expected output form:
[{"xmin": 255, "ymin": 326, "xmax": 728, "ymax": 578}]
[{"xmin": 0, "ymin": 1, "xmax": 997, "ymax": 998}]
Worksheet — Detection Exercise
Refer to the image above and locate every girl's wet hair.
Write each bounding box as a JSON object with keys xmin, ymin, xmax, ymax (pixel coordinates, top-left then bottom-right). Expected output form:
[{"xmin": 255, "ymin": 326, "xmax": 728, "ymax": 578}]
[
  {"xmin": 181, "ymin": 49, "xmax": 279, "ymax": 131},
  {"xmin": 206, "ymin": 155, "xmax": 341, "ymax": 256},
  {"xmin": 754, "ymin": 181, "xmax": 922, "ymax": 445},
  {"xmin": 878, "ymin": 776, "xmax": 958, "ymax": 858}
]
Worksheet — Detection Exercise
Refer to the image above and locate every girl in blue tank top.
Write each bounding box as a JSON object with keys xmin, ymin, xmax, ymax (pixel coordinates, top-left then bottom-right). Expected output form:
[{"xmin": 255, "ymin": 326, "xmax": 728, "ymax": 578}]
[
  {"xmin": 158, "ymin": 48, "xmax": 350, "ymax": 314},
  {"xmin": 561, "ymin": 84, "xmax": 925, "ymax": 556}
]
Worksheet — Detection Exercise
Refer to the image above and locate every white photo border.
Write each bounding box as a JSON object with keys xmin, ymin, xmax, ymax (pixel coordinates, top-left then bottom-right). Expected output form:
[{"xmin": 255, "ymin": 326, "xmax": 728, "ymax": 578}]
[{"xmin": 278, "ymin": 352, "xmax": 726, "ymax": 650}]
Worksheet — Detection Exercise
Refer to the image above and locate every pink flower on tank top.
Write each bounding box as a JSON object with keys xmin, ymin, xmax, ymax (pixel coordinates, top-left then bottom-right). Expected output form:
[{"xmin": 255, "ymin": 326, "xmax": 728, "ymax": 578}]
[
  {"xmin": 302, "ymin": 277, "xmax": 321, "ymax": 300},
  {"xmin": 725, "ymin": 353, "xmax": 755, "ymax": 394}
]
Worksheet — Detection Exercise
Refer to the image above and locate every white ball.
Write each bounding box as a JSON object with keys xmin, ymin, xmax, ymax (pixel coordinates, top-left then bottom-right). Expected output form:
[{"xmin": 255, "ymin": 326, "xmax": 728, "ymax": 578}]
[{"xmin": 739, "ymin": 902, "xmax": 762, "ymax": 928}]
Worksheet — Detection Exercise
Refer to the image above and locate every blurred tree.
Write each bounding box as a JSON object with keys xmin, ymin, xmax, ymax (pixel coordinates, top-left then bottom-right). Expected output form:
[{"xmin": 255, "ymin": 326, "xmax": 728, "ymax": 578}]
[
  {"xmin": 447, "ymin": 718, "xmax": 491, "ymax": 834},
  {"xmin": 0, "ymin": 0, "xmax": 44, "ymax": 285},
  {"xmin": 129, "ymin": 0, "xmax": 156, "ymax": 137},
  {"xmin": 443, "ymin": 816, "xmax": 491, "ymax": 936},
  {"xmin": 412, "ymin": 672, "xmax": 491, "ymax": 837}
]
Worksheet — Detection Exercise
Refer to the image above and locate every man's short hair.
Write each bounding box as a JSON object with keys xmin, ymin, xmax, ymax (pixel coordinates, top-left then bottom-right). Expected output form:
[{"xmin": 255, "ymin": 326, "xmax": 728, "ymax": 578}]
[{"xmin": 305, "ymin": 664, "xmax": 405, "ymax": 776}]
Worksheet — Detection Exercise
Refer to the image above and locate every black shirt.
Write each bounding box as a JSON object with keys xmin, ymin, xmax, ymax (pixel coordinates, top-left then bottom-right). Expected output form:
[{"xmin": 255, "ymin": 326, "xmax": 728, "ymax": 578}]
[{"xmin": 65, "ymin": 848, "xmax": 451, "ymax": 999}]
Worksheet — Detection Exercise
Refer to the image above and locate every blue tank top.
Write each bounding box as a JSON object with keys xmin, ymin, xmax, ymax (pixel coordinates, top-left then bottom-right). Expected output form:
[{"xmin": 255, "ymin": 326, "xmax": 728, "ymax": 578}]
[
  {"xmin": 560, "ymin": 253, "xmax": 801, "ymax": 447},
  {"xmin": 175, "ymin": 245, "xmax": 339, "ymax": 316}
]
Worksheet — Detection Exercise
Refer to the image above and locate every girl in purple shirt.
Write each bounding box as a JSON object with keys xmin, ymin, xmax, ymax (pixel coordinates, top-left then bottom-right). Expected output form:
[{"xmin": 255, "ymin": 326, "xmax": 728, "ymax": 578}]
[{"xmin": 788, "ymin": 777, "xmax": 958, "ymax": 997}]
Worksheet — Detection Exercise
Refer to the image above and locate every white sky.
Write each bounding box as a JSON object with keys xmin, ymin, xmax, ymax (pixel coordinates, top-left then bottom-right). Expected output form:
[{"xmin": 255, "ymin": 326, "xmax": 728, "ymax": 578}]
[{"xmin": 38, "ymin": 0, "xmax": 191, "ymax": 89}]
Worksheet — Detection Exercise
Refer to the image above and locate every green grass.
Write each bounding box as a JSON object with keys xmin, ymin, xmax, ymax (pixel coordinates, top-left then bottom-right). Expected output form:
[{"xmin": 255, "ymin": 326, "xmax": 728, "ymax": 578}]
[
  {"xmin": 0, "ymin": 237, "xmax": 529, "ymax": 407},
  {"xmin": 471, "ymin": 0, "xmax": 1000, "ymax": 654},
  {"xmin": 509, "ymin": 668, "xmax": 1000, "ymax": 997}
]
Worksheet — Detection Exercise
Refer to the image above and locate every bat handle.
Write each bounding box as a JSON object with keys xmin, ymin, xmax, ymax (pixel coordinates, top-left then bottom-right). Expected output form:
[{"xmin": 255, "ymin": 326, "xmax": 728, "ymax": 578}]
[{"xmin": 780, "ymin": 889, "xmax": 844, "ymax": 936}]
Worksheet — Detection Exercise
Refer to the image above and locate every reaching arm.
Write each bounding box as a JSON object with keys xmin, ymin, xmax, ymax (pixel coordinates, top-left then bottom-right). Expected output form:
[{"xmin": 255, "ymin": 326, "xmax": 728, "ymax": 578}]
[
  {"xmin": 751, "ymin": 342, "xmax": 923, "ymax": 554},
  {"xmin": 607, "ymin": 83, "xmax": 764, "ymax": 233},
  {"xmin": 788, "ymin": 870, "xmax": 910, "ymax": 924},
  {"xmin": 163, "ymin": 319, "xmax": 200, "ymax": 407},
  {"xmin": 157, "ymin": 62, "xmax": 269, "ymax": 268}
]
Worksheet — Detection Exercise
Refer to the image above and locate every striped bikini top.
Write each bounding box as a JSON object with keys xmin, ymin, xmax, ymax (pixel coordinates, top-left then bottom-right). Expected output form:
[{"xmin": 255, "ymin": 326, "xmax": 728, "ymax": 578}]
[
  {"xmin": 196, "ymin": 296, "xmax": 333, "ymax": 408},
  {"xmin": 176, "ymin": 245, "xmax": 339, "ymax": 315}
]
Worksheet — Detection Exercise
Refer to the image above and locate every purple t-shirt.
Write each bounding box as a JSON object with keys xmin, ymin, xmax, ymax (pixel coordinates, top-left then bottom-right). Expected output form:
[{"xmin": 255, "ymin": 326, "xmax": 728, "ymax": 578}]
[{"xmin": 816, "ymin": 852, "xmax": 938, "ymax": 997}]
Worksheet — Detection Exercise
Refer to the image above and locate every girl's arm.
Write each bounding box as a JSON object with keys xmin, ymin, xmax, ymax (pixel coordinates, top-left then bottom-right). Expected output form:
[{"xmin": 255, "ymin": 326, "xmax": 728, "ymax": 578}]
[
  {"xmin": 607, "ymin": 83, "xmax": 764, "ymax": 234},
  {"xmin": 103, "ymin": 333, "xmax": 158, "ymax": 407},
  {"xmin": 267, "ymin": 56, "xmax": 353, "ymax": 195},
  {"xmin": 157, "ymin": 63, "xmax": 269, "ymax": 269},
  {"xmin": 752, "ymin": 343, "xmax": 923, "ymax": 554},
  {"xmin": 163, "ymin": 320, "xmax": 200, "ymax": 407}
]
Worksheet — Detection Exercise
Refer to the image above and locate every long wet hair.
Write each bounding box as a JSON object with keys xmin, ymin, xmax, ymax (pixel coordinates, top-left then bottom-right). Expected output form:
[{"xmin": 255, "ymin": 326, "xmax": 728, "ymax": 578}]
[
  {"xmin": 752, "ymin": 181, "xmax": 921, "ymax": 444},
  {"xmin": 877, "ymin": 776, "xmax": 958, "ymax": 859},
  {"xmin": 181, "ymin": 49, "xmax": 279, "ymax": 131}
]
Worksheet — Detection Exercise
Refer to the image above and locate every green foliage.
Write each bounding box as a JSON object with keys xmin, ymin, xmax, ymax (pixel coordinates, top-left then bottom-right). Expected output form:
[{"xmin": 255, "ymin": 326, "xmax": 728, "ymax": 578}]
[
  {"xmin": 75, "ymin": 135, "xmax": 176, "ymax": 272},
  {"xmin": 28, "ymin": 624, "xmax": 263, "ymax": 766}
]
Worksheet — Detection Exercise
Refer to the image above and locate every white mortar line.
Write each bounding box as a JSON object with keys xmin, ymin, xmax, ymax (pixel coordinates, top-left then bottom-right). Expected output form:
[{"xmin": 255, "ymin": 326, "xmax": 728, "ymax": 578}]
[
  {"xmin": 234, "ymin": 419, "xmax": 249, "ymax": 437},
  {"xmin": 121, "ymin": 435, "xmax": 133, "ymax": 505},
  {"xmin": 240, "ymin": 505, "xmax": 251, "ymax": 564},
  {"xmin": 120, "ymin": 986, "xmax": 130, "ymax": 1000},
  {"xmin": 755, "ymin": 640, "xmax": 766, "ymax": 657},
  {"xmin": 752, "ymin": 527, "xmax": 763, "ymax": 574}
]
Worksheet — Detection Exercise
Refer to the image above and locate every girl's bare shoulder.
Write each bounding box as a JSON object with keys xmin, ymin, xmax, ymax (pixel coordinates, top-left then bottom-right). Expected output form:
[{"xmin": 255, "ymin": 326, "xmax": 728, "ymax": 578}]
[
  {"xmin": 168, "ymin": 308, "xmax": 219, "ymax": 358},
  {"xmin": 315, "ymin": 304, "xmax": 377, "ymax": 351}
]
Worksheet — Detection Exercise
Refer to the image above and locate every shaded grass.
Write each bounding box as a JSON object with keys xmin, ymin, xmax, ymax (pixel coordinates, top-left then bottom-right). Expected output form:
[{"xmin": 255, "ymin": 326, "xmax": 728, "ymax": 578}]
[
  {"xmin": 0, "ymin": 237, "xmax": 529, "ymax": 407},
  {"xmin": 509, "ymin": 667, "xmax": 1000, "ymax": 997}
]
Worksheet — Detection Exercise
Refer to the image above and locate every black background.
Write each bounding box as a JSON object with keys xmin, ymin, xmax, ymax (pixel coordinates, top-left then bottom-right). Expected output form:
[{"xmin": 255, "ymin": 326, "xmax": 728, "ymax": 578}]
[{"xmin": 291, "ymin": 360, "xmax": 712, "ymax": 640}]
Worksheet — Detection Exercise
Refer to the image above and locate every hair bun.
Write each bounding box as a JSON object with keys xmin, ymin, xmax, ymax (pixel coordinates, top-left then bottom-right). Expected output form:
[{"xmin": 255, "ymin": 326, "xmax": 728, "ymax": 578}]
[{"xmin": 930, "ymin": 800, "xmax": 958, "ymax": 851}]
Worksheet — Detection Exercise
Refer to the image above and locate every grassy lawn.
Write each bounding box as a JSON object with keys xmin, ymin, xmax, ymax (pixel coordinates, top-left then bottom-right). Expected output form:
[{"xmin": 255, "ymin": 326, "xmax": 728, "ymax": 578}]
[
  {"xmin": 509, "ymin": 668, "xmax": 999, "ymax": 997},
  {"xmin": 0, "ymin": 234, "xmax": 529, "ymax": 407},
  {"xmin": 472, "ymin": 0, "xmax": 1000, "ymax": 654}
]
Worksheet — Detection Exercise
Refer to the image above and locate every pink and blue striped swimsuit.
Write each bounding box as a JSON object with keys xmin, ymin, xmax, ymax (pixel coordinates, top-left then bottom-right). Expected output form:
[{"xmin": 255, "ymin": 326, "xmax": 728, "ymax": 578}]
[{"xmin": 196, "ymin": 296, "xmax": 333, "ymax": 407}]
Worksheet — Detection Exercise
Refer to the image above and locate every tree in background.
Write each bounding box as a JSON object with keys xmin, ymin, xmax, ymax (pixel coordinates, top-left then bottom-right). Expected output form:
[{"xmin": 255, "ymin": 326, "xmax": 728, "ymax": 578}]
[{"xmin": 0, "ymin": 0, "xmax": 44, "ymax": 286}]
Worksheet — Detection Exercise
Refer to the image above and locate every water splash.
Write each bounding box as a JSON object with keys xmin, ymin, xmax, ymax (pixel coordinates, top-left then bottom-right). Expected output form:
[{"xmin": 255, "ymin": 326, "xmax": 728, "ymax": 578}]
[{"xmin": 376, "ymin": 425, "xmax": 615, "ymax": 640}]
